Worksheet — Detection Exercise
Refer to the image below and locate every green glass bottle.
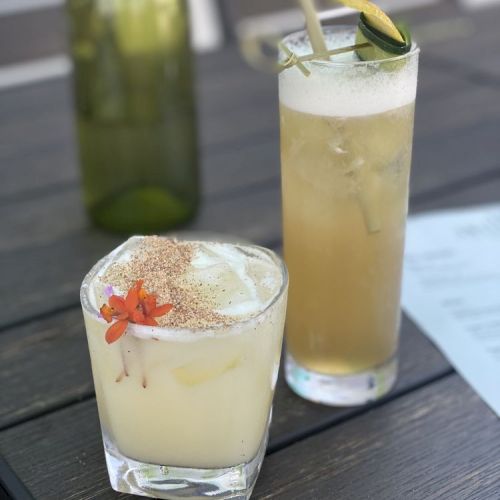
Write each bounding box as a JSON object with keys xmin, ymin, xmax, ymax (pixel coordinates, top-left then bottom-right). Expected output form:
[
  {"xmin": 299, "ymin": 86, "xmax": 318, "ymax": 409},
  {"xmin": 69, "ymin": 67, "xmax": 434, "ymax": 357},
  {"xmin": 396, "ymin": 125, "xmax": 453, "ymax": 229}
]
[{"xmin": 67, "ymin": 0, "xmax": 199, "ymax": 233}]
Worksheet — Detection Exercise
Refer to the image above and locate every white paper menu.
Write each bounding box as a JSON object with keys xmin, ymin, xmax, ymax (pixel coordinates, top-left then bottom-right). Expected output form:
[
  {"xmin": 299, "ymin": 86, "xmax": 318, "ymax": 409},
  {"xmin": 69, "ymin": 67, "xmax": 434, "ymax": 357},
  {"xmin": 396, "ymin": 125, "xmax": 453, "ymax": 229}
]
[{"xmin": 402, "ymin": 204, "xmax": 500, "ymax": 417}]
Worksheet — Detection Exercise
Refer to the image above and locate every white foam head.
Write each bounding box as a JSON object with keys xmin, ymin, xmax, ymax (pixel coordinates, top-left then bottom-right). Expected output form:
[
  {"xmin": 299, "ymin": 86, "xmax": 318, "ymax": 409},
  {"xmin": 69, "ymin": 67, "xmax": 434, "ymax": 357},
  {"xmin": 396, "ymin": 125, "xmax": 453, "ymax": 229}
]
[
  {"xmin": 279, "ymin": 26, "xmax": 419, "ymax": 117},
  {"xmin": 185, "ymin": 240, "xmax": 283, "ymax": 318},
  {"xmin": 83, "ymin": 237, "xmax": 285, "ymax": 329}
]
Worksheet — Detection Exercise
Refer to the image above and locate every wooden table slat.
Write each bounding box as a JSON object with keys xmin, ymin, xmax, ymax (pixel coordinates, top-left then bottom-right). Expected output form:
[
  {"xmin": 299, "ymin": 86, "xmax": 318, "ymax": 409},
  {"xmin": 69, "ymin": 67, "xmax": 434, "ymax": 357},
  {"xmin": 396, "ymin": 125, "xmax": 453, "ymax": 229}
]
[
  {"xmin": 0, "ymin": 454, "xmax": 34, "ymax": 500},
  {"xmin": 421, "ymin": 4, "xmax": 500, "ymax": 80},
  {"xmin": 254, "ymin": 375, "xmax": 500, "ymax": 500},
  {"xmin": 0, "ymin": 7, "xmax": 66, "ymax": 67},
  {"xmin": 2, "ymin": 374, "xmax": 499, "ymax": 500}
]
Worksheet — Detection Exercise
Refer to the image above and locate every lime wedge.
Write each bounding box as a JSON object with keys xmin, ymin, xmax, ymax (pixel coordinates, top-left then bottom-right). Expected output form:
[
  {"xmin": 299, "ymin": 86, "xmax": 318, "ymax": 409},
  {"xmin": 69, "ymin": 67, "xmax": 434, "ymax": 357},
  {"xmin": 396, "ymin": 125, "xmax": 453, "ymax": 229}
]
[{"xmin": 336, "ymin": 0, "xmax": 404, "ymax": 42}]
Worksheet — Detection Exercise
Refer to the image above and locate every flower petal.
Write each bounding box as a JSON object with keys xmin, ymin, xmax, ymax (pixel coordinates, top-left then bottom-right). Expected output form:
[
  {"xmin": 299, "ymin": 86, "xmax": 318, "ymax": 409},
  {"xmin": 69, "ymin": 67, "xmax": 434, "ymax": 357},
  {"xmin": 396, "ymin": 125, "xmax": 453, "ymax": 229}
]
[
  {"xmin": 150, "ymin": 303, "xmax": 173, "ymax": 317},
  {"xmin": 105, "ymin": 320, "xmax": 128, "ymax": 344},
  {"xmin": 109, "ymin": 295, "xmax": 127, "ymax": 313},
  {"xmin": 125, "ymin": 287, "xmax": 139, "ymax": 313},
  {"xmin": 99, "ymin": 304, "xmax": 114, "ymax": 323},
  {"xmin": 131, "ymin": 309, "xmax": 145, "ymax": 324},
  {"xmin": 142, "ymin": 316, "xmax": 158, "ymax": 326},
  {"xmin": 142, "ymin": 295, "xmax": 157, "ymax": 315}
]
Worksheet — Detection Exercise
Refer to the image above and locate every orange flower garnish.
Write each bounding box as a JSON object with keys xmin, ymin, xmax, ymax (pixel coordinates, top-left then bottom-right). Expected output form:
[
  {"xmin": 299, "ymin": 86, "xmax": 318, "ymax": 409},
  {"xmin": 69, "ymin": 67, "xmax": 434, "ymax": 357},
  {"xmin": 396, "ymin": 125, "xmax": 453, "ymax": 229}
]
[{"xmin": 99, "ymin": 280, "xmax": 173, "ymax": 344}]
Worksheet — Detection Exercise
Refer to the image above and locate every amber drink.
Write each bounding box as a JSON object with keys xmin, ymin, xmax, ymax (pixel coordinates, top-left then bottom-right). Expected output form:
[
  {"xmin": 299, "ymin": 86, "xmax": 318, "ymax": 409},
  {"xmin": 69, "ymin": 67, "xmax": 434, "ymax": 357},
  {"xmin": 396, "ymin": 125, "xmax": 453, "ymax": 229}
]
[{"xmin": 280, "ymin": 27, "xmax": 419, "ymax": 405}]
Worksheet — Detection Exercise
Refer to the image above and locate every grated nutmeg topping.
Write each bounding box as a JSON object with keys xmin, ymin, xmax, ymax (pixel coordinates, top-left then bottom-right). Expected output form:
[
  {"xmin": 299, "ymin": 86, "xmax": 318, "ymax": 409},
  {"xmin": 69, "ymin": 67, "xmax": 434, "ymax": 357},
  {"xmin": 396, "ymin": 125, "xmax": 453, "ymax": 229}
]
[{"xmin": 101, "ymin": 236, "xmax": 229, "ymax": 329}]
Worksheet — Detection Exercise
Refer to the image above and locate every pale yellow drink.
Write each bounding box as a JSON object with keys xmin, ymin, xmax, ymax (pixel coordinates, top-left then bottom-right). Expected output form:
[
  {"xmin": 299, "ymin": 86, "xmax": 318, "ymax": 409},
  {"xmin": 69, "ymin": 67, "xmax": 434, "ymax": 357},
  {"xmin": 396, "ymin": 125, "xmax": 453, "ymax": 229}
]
[
  {"xmin": 80, "ymin": 236, "xmax": 287, "ymax": 499},
  {"xmin": 280, "ymin": 27, "xmax": 419, "ymax": 405}
]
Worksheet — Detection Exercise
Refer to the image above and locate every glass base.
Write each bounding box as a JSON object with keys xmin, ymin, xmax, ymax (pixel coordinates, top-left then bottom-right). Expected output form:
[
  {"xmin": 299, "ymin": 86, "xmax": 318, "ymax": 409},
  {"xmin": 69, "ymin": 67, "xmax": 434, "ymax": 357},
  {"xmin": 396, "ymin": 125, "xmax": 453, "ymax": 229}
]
[
  {"xmin": 102, "ymin": 432, "xmax": 267, "ymax": 500},
  {"xmin": 88, "ymin": 186, "xmax": 197, "ymax": 234},
  {"xmin": 285, "ymin": 352, "xmax": 397, "ymax": 406}
]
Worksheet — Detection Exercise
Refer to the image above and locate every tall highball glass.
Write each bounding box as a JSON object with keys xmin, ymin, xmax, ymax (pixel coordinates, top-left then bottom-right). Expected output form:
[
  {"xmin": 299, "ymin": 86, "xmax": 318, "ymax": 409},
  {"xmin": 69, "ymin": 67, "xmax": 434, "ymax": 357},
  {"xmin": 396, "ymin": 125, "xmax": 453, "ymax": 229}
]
[{"xmin": 280, "ymin": 26, "xmax": 419, "ymax": 406}]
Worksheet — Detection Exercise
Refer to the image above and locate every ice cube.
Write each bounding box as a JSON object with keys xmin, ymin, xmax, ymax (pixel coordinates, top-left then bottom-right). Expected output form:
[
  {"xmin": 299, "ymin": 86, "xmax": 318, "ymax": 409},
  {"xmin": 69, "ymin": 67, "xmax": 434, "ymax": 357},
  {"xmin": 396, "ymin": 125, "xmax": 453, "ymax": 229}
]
[
  {"xmin": 172, "ymin": 355, "xmax": 241, "ymax": 386},
  {"xmin": 186, "ymin": 243, "xmax": 263, "ymax": 317}
]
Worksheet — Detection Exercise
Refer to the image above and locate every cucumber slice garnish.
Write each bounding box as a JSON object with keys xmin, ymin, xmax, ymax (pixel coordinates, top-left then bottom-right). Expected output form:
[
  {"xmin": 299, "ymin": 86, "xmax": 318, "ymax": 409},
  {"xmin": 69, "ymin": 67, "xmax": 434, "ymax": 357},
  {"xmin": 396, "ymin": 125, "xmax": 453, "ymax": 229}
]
[{"xmin": 356, "ymin": 13, "xmax": 412, "ymax": 61}]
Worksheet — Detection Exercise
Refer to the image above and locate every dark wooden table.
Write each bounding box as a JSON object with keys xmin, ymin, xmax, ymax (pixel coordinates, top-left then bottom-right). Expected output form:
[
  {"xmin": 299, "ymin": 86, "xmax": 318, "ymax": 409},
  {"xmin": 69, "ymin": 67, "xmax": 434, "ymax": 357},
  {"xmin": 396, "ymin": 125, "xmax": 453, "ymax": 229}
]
[{"xmin": 1, "ymin": 2, "xmax": 500, "ymax": 499}]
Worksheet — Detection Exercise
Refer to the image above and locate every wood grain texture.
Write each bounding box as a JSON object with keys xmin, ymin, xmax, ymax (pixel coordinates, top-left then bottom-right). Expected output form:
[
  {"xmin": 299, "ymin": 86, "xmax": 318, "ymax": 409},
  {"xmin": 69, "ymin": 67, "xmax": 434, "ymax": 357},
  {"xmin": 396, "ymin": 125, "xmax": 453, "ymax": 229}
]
[
  {"xmin": 0, "ymin": 7, "xmax": 67, "ymax": 67},
  {"xmin": 0, "ymin": 453, "xmax": 34, "ymax": 500},
  {"xmin": 0, "ymin": 310, "xmax": 93, "ymax": 430},
  {"xmin": 421, "ymin": 4, "xmax": 500, "ymax": 80},
  {"xmin": 254, "ymin": 375, "xmax": 500, "ymax": 499},
  {"xmin": 0, "ymin": 397, "xmax": 134, "ymax": 500},
  {"xmin": 2, "ymin": 375, "xmax": 499, "ymax": 500}
]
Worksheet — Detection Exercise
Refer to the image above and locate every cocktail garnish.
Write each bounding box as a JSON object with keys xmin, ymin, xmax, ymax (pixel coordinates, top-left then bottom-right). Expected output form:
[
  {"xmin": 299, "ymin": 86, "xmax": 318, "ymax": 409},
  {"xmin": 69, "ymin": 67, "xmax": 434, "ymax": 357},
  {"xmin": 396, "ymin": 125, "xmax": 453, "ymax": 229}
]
[
  {"xmin": 99, "ymin": 280, "xmax": 173, "ymax": 344},
  {"xmin": 336, "ymin": 0, "xmax": 403, "ymax": 42},
  {"xmin": 334, "ymin": 1, "xmax": 411, "ymax": 60},
  {"xmin": 355, "ymin": 14, "xmax": 411, "ymax": 61},
  {"xmin": 276, "ymin": 0, "xmax": 412, "ymax": 74},
  {"xmin": 279, "ymin": 42, "xmax": 311, "ymax": 76},
  {"xmin": 279, "ymin": 43, "xmax": 371, "ymax": 73}
]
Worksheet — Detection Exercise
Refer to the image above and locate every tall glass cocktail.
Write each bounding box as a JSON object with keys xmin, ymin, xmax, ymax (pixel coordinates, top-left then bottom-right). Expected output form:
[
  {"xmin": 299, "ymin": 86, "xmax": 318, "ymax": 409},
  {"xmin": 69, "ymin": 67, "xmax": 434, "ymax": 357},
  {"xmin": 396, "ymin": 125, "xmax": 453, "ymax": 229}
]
[
  {"xmin": 280, "ymin": 26, "xmax": 419, "ymax": 405},
  {"xmin": 80, "ymin": 236, "xmax": 288, "ymax": 499}
]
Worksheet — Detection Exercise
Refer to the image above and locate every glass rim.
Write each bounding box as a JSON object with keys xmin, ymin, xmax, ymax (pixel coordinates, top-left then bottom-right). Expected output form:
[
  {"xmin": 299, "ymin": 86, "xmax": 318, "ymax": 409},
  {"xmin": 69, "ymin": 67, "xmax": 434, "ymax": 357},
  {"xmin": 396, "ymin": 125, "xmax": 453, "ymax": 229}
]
[
  {"xmin": 280, "ymin": 25, "xmax": 420, "ymax": 69},
  {"xmin": 80, "ymin": 237, "xmax": 289, "ymax": 340}
]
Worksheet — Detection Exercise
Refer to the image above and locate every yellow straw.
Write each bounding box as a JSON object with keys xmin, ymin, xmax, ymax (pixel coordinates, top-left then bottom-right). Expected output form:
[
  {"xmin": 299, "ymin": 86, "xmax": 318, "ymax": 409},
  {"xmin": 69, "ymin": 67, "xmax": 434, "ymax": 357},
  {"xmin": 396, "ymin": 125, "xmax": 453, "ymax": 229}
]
[{"xmin": 299, "ymin": 0, "xmax": 329, "ymax": 61}]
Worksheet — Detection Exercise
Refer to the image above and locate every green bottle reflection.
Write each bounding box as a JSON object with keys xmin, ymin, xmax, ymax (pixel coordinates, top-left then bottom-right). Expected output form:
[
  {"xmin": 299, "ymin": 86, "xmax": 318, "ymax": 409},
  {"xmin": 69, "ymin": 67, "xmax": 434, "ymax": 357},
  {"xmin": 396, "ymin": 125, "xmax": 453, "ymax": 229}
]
[{"xmin": 67, "ymin": 0, "xmax": 199, "ymax": 233}]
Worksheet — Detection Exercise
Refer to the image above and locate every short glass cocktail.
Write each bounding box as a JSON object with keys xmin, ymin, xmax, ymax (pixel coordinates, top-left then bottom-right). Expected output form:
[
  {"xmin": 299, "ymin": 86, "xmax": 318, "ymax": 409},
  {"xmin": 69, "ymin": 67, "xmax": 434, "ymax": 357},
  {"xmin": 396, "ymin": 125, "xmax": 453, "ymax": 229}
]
[
  {"xmin": 280, "ymin": 26, "xmax": 419, "ymax": 405},
  {"xmin": 80, "ymin": 236, "xmax": 288, "ymax": 499}
]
